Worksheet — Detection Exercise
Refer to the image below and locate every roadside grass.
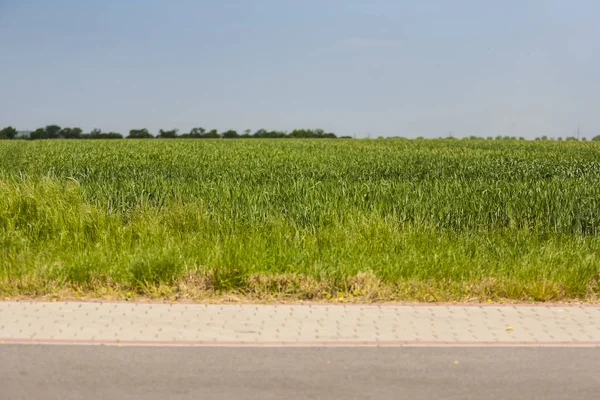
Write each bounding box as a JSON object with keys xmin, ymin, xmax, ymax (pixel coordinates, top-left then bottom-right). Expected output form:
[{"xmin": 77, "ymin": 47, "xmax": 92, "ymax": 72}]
[{"xmin": 1, "ymin": 139, "xmax": 599, "ymax": 302}]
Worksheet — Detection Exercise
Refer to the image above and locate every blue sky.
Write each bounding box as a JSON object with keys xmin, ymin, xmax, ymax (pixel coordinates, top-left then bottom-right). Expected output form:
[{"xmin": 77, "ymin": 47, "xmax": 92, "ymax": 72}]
[{"xmin": 1, "ymin": 0, "xmax": 598, "ymax": 138}]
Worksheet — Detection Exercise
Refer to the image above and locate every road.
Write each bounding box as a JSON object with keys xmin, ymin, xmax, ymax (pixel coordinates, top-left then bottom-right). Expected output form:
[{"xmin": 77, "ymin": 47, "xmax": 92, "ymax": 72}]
[
  {"xmin": 2, "ymin": 346, "xmax": 599, "ymax": 400},
  {"xmin": 1, "ymin": 301, "xmax": 599, "ymax": 399}
]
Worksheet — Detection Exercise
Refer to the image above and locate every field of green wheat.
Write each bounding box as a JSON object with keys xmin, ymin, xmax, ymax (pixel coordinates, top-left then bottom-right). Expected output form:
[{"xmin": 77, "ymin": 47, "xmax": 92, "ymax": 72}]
[{"xmin": 1, "ymin": 139, "xmax": 599, "ymax": 302}]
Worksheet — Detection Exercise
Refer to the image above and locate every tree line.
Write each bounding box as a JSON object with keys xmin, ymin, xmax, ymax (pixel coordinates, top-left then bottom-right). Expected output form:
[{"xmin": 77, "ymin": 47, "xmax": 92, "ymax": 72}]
[
  {"xmin": 0, "ymin": 125, "xmax": 342, "ymax": 140},
  {"xmin": 2, "ymin": 125, "xmax": 599, "ymax": 141}
]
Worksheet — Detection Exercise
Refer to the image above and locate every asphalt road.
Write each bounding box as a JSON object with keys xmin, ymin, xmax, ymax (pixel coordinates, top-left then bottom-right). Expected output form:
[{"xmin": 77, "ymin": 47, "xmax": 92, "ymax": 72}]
[{"xmin": 2, "ymin": 346, "xmax": 599, "ymax": 400}]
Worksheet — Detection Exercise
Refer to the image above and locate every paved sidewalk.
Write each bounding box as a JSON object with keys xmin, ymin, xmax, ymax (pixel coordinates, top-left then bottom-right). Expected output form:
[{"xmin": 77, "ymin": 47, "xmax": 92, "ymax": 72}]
[{"xmin": 1, "ymin": 301, "xmax": 599, "ymax": 346}]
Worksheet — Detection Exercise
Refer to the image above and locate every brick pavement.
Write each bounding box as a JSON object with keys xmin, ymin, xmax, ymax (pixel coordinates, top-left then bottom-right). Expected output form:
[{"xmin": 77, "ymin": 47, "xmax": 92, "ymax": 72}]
[{"xmin": 1, "ymin": 301, "xmax": 599, "ymax": 346}]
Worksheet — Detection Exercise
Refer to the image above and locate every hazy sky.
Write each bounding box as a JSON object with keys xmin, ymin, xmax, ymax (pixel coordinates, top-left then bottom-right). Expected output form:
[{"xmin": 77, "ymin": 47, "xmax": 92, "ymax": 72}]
[{"xmin": 1, "ymin": 0, "xmax": 599, "ymax": 138}]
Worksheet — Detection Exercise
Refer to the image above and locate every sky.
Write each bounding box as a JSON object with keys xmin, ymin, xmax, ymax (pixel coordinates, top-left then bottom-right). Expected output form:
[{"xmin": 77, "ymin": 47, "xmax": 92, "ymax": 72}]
[{"xmin": 0, "ymin": 0, "xmax": 599, "ymax": 138}]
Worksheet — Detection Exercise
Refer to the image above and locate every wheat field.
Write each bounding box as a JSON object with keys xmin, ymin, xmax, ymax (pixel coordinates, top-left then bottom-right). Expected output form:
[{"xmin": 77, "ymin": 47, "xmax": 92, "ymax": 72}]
[{"xmin": 1, "ymin": 139, "xmax": 599, "ymax": 301}]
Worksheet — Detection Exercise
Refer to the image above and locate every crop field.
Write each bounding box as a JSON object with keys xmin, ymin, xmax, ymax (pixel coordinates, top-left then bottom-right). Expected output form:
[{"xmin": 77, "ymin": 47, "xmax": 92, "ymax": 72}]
[{"xmin": 1, "ymin": 139, "xmax": 599, "ymax": 302}]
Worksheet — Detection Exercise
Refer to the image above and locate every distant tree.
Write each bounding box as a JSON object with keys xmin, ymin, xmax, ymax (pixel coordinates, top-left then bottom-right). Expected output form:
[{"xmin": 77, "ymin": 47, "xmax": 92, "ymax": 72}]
[
  {"xmin": 244, "ymin": 129, "xmax": 252, "ymax": 136},
  {"xmin": 495, "ymin": 136, "xmax": 503, "ymax": 140},
  {"xmin": 566, "ymin": 136, "xmax": 578, "ymax": 141},
  {"xmin": 254, "ymin": 129, "xmax": 286, "ymax": 138},
  {"xmin": 535, "ymin": 137, "xmax": 541, "ymax": 141},
  {"xmin": 518, "ymin": 137, "xmax": 525, "ymax": 140},
  {"xmin": 253, "ymin": 129, "xmax": 268, "ymax": 138},
  {"xmin": 288, "ymin": 129, "xmax": 308, "ymax": 138},
  {"xmin": 89, "ymin": 128, "xmax": 102, "ymax": 138},
  {"xmin": 189, "ymin": 127, "xmax": 206, "ymax": 138},
  {"xmin": 541, "ymin": 135, "xmax": 548, "ymax": 141},
  {"xmin": 0, "ymin": 126, "xmax": 18, "ymax": 139},
  {"xmin": 288, "ymin": 129, "xmax": 335, "ymax": 138},
  {"xmin": 29, "ymin": 125, "xmax": 61, "ymax": 139},
  {"xmin": 60, "ymin": 127, "xmax": 83, "ymax": 139},
  {"xmin": 204, "ymin": 129, "xmax": 220, "ymax": 138},
  {"xmin": 45, "ymin": 125, "xmax": 62, "ymax": 139},
  {"xmin": 486, "ymin": 137, "xmax": 493, "ymax": 140},
  {"xmin": 30, "ymin": 128, "xmax": 46, "ymax": 140},
  {"xmin": 85, "ymin": 129, "xmax": 102, "ymax": 139},
  {"xmin": 158, "ymin": 129, "xmax": 178, "ymax": 138},
  {"xmin": 83, "ymin": 129, "xmax": 122, "ymax": 139},
  {"xmin": 557, "ymin": 137, "xmax": 563, "ymax": 141},
  {"xmin": 312, "ymin": 128, "xmax": 336, "ymax": 138},
  {"xmin": 592, "ymin": 135, "xmax": 600, "ymax": 141},
  {"xmin": 222, "ymin": 130, "xmax": 239, "ymax": 139},
  {"xmin": 582, "ymin": 137, "xmax": 587, "ymax": 141},
  {"xmin": 127, "ymin": 128, "xmax": 153, "ymax": 139}
]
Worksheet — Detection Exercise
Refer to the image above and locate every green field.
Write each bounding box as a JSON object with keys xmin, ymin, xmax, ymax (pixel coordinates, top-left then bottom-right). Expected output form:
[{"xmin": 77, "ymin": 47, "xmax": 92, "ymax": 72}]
[{"xmin": 1, "ymin": 139, "xmax": 599, "ymax": 302}]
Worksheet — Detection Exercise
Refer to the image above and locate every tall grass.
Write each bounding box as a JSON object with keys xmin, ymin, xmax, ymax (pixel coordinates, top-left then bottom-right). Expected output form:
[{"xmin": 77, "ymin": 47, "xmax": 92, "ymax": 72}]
[{"xmin": 1, "ymin": 139, "xmax": 599, "ymax": 301}]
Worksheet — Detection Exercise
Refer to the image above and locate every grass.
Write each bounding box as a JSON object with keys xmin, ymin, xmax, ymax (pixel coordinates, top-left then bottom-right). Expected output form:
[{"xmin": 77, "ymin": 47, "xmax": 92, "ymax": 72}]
[{"xmin": 1, "ymin": 138, "xmax": 599, "ymax": 302}]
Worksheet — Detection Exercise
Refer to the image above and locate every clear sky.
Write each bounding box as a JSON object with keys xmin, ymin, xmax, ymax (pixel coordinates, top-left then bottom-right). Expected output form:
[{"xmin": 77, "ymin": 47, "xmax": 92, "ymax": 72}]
[{"xmin": 1, "ymin": 0, "xmax": 598, "ymax": 138}]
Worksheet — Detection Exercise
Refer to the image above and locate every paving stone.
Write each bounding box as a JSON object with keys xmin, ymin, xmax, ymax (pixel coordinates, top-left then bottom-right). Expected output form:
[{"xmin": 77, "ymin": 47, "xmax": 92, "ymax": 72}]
[{"xmin": 0, "ymin": 301, "xmax": 599, "ymax": 346}]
